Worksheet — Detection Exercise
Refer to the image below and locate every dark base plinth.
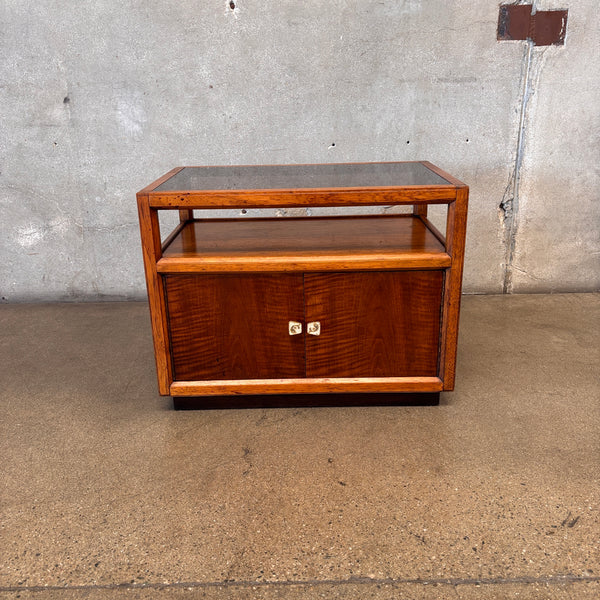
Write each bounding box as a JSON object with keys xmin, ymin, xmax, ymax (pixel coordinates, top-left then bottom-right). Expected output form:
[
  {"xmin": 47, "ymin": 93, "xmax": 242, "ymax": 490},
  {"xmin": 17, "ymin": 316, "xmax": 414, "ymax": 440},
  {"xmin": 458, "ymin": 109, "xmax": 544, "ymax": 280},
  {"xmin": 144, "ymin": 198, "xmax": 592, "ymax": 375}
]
[{"xmin": 173, "ymin": 392, "xmax": 440, "ymax": 410}]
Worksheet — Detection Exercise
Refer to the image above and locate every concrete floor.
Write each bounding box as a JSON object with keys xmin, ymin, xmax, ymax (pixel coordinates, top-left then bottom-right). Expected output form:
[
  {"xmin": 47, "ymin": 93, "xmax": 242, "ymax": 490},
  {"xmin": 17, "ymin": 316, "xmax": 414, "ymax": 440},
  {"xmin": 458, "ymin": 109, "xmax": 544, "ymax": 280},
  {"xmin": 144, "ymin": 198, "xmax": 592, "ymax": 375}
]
[{"xmin": 0, "ymin": 294, "xmax": 598, "ymax": 599}]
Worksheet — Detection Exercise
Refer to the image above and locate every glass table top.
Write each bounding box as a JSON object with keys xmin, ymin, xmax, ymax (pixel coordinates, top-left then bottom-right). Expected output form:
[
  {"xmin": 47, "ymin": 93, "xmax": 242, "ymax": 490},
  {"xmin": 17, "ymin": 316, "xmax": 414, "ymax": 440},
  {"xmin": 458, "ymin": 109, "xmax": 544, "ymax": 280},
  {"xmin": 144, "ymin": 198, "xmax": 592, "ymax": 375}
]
[{"xmin": 154, "ymin": 162, "xmax": 451, "ymax": 192}]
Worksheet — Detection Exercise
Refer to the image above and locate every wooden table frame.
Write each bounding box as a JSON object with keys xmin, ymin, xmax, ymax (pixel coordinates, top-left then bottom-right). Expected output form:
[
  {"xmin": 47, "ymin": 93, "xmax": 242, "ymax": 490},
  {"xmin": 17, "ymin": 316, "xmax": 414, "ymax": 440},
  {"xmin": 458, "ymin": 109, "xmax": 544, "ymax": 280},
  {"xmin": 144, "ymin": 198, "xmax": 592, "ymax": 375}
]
[{"xmin": 137, "ymin": 161, "xmax": 468, "ymax": 401}]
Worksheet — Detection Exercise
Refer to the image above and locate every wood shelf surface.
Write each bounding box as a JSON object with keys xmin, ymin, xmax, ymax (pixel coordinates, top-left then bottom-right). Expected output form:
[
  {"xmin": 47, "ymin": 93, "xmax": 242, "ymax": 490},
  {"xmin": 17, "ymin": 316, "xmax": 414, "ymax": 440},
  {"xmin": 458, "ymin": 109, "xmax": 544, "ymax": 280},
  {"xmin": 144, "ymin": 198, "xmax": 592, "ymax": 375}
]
[{"xmin": 158, "ymin": 214, "xmax": 450, "ymax": 273}]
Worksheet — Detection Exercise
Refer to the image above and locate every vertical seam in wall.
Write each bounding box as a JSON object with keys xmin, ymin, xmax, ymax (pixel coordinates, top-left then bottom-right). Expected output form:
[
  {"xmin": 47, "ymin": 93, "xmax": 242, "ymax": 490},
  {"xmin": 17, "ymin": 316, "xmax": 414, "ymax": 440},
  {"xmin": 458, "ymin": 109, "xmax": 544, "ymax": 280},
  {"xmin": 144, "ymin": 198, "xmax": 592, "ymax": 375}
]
[{"xmin": 502, "ymin": 37, "xmax": 534, "ymax": 294}]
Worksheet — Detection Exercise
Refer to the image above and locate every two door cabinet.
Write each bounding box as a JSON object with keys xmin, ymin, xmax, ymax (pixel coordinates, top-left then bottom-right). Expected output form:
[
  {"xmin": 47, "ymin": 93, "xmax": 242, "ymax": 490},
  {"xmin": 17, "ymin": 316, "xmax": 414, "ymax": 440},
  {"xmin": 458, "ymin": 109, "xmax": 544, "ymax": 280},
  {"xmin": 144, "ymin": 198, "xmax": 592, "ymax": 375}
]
[{"xmin": 137, "ymin": 162, "xmax": 468, "ymax": 407}]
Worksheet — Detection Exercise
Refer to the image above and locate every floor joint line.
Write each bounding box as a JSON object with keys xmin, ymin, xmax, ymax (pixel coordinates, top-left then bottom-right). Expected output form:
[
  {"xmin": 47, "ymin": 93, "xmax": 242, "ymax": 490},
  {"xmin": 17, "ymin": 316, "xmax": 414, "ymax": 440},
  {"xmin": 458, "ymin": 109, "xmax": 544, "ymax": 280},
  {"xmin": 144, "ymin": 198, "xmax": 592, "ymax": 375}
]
[{"xmin": 1, "ymin": 574, "xmax": 598, "ymax": 593}]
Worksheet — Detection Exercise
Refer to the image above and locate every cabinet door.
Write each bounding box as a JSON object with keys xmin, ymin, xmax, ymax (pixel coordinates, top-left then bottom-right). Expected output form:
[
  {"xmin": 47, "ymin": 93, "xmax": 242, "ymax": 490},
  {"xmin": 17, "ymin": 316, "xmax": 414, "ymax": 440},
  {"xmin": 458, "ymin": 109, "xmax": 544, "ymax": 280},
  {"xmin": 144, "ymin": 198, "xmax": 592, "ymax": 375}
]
[
  {"xmin": 165, "ymin": 274, "xmax": 305, "ymax": 381},
  {"xmin": 304, "ymin": 271, "xmax": 443, "ymax": 378}
]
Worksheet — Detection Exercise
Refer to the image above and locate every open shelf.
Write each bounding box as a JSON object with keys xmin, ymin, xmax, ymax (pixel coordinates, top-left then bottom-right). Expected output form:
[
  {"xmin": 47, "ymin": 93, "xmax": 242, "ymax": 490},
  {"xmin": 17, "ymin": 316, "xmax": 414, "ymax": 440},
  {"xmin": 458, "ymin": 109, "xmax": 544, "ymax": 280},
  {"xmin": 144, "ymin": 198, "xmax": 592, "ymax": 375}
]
[{"xmin": 158, "ymin": 214, "xmax": 450, "ymax": 273}]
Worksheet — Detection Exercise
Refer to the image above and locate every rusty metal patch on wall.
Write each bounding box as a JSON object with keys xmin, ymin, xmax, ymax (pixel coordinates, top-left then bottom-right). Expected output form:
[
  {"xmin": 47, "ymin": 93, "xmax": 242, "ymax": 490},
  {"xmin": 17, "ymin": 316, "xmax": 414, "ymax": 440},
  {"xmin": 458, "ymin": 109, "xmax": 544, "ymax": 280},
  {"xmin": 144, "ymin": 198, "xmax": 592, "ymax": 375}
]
[{"xmin": 498, "ymin": 4, "xmax": 568, "ymax": 46}]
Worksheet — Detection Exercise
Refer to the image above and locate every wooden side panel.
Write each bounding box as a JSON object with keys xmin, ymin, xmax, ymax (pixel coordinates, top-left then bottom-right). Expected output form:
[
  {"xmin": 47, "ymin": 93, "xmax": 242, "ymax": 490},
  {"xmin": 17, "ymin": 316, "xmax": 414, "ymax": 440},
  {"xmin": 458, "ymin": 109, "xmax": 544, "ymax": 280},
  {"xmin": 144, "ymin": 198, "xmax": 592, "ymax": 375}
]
[
  {"xmin": 165, "ymin": 274, "xmax": 306, "ymax": 381},
  {"xmin": 305, "ymin": 271, "xmax": 443, "ymax": 378}
]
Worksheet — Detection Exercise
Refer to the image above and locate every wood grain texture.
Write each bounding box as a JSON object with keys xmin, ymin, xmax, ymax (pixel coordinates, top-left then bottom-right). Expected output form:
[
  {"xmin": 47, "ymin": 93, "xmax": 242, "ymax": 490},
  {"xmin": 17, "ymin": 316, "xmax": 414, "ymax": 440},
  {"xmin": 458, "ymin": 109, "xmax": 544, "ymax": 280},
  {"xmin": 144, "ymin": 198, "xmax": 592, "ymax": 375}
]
[
  {"xmin": 439, "ymin": 186, "xmax": 469, "ymax": 390},
  {"xmin": 170, "ymin": 377, "xmax": 444, "ymax": 396},
  {"xmin": 159, "ymin": 215, "xmax": 450, "ymax": 272},
  {"xmin": 148, "ymin": 188, "xmax": 457, "ymax": 209},
  {"xmin": 305, "ymin": 271, "xmax": 443, "ymax": 378},
  {"xmin": 165, "ymin": 274, "xmax": 305, "ymax": 381},
  {"xmin": 137, "ymin": 162, "xmax": 467, "ymax": 401},
  {"xmin": 157, "ymin": 253, "xmax": 451, "ymax": 273},
  {"xmin": 413, "ymin": 204, "xmax": 428, "ymax": 218},
  {"xmin": 137, "ymin": 196, "xmax": 173, "ymax": 395},
  {"xmin": 178, "ymin": 209, "xmax": 194, "ymax": 222}
]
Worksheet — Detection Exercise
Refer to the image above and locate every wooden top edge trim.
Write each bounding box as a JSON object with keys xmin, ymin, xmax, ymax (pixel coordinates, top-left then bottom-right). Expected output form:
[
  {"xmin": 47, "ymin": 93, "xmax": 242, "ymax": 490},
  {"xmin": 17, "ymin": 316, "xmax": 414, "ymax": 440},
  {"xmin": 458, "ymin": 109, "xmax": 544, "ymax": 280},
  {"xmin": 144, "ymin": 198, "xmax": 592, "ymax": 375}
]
[
  {"xmin": 148, "ymin": 184, "xmax": 459, "ymax": 196},
  {"xmin": 421, "ymin": 162, "xmax": 468, "ymax": 188},
  {"xmin": 137, "ymin": 167, "xmax": 185, "ymax": 195},
  {"xmin": 148, "ymin": 191, "xmax": 457, "ymax": 209}
]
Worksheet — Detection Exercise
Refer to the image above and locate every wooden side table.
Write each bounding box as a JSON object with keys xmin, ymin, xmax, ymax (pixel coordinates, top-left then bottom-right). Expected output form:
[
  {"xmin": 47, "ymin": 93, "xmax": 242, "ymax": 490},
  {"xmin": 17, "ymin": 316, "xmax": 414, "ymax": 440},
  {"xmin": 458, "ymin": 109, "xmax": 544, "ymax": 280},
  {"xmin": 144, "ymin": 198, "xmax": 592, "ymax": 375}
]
[{"xmin": 137, "ymin": 162, "xmax": 468, "ymax": 407}]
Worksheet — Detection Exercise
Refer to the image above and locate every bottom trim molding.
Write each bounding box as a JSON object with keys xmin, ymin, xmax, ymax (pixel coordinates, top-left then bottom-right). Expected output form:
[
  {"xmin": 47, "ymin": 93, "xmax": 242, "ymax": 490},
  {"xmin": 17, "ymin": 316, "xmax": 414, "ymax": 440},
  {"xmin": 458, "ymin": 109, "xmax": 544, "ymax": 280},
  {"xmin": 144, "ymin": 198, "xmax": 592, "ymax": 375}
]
[{"xmin": 170, "ymin": 377, "xmax": 443, "ymax": 396}]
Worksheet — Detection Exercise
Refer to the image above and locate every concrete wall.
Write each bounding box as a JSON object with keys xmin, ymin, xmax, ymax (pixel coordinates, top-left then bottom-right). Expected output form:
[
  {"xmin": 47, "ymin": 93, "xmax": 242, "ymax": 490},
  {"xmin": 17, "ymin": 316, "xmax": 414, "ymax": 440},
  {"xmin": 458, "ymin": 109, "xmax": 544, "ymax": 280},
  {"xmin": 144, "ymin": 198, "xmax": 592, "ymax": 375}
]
[{"xmin": 1, "ymin": 1, "xmax": 598, "ymax": 301}]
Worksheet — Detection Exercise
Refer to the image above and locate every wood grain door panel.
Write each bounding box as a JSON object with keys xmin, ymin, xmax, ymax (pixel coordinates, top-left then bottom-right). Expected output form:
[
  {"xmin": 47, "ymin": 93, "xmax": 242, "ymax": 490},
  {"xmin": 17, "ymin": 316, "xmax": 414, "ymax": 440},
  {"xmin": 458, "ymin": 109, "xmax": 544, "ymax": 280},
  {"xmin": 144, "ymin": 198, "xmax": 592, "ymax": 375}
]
[
  {"xmin": 165, "ymin": 274, "xmax": 305, "ymax": 380},
  {"xmin": 304, "ymin": 271, "xmax": 443, "ymax": 378}
]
